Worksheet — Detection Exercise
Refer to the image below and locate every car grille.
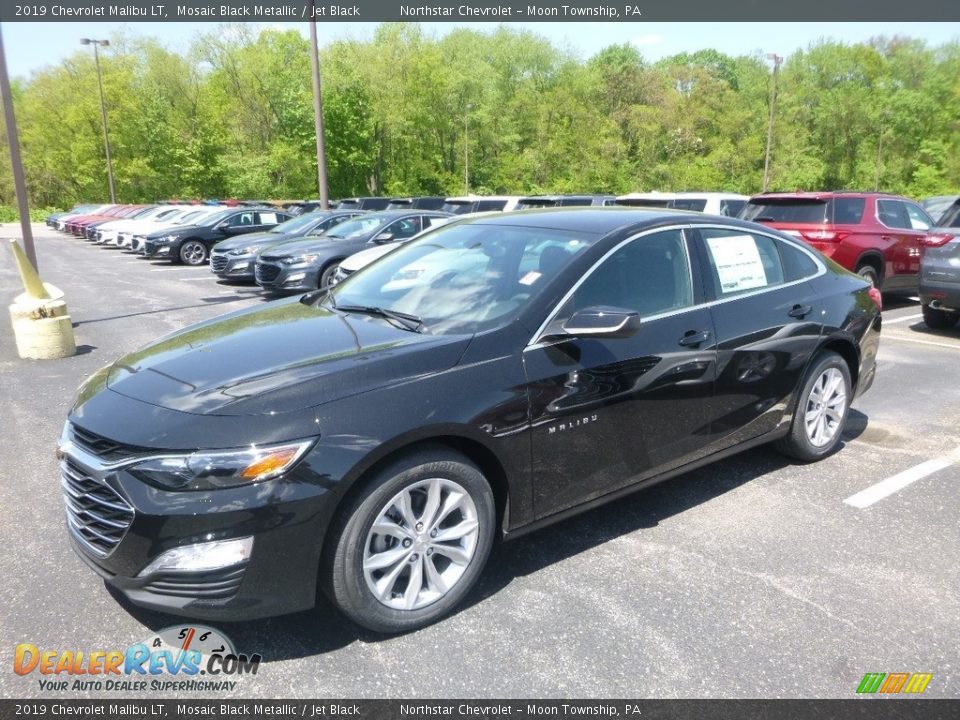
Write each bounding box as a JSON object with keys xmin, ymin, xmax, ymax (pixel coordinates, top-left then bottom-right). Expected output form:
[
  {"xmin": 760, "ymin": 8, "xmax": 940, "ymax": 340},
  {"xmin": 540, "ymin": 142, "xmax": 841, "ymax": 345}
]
[
  {"xmin": 255, "ymin": 262, "xmax": 281, "ymax": 284},
  {"xmin": 142, "ymin": 566, "xmax": 247, "ymax": 599},
  {"xmin": 210, "ymin": 254, "xmax": 229, "ymax": 273},
  {"xmin": 130, "ymin": 236, "xmax": 143, "ymax": 250},
  {"xmin": 61, "ymin": 457, "xmax": 135, "ymax": 558}
]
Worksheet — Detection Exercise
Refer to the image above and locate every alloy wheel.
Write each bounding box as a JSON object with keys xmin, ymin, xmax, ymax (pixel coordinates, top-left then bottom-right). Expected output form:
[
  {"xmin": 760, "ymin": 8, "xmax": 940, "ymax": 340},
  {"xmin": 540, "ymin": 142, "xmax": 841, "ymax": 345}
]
[
  {"xmin": 362, "ymin": 477, "xmax": 480, "ymax": 611},
  {"xmin": 804, "ymin": 367, "xmax": 847, "ymax": 447}
]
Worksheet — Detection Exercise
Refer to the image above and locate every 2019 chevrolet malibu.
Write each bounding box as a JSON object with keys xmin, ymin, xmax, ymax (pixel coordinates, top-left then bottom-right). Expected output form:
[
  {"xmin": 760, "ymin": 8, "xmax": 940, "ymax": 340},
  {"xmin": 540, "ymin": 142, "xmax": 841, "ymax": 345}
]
[{"xmin": 59, "ymin": 209, "xmax": 880, "ymax": 633}]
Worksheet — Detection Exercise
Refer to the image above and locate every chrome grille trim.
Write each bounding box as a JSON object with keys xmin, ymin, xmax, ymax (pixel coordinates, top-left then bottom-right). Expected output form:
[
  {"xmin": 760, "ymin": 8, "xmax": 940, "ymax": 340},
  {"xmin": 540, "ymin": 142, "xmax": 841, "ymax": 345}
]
[
  {"xmin": 60, "ymin": 457, "xmax": 135, "ymax": 558},
  {"xmin": 210, "ymin": 254, "xmax": 229, "ymax": 272}
]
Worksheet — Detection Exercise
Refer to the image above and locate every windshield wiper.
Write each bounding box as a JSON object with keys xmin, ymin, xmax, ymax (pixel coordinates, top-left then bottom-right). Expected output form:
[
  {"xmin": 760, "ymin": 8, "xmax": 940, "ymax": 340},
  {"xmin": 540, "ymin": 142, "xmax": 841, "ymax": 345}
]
[{"xmin": 335, "ymin": 304, "xmax": 425, "ymax": 333}]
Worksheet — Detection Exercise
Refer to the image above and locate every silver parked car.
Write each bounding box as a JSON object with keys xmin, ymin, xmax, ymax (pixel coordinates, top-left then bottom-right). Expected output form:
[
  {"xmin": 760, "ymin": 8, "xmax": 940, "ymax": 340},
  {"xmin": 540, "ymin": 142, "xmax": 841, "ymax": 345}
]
[{"xmin": 919, "ymin": 199, "xmax": 960, "ymax": 329}]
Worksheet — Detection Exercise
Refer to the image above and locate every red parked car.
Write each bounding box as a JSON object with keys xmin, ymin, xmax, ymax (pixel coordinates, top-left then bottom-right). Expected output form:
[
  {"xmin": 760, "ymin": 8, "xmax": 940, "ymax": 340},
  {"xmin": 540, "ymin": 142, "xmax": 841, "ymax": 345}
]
[{"xmin": 740, "ymin": 192, "xmax": 949, "ymax": 293}]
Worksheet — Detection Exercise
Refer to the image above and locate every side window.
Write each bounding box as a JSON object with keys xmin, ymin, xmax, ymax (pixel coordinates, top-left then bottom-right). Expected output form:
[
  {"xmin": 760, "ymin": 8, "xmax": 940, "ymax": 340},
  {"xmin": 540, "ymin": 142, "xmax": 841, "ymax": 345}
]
[
  {"xmin": 719, "ymin": 200, "xmax": 745, "ymax": 217},
  {"xmin": 386, "ymin": 217, "xmax": 422, "ymax": 239},
  {"xmin": 560, "ymin": 230, "xmax": 693, "ymax": 318},
  {"xmin": 831, "ymin": 198, "xmax": 865, "ymax": 224},
  {"xmin": 877, "ymin": 200, "xmax": 909, "ymax": 229},
  {"xmin": 257, "ymin": 211, "xmax": 279, "ymax": 226},
  {"xmin": 478, "ymin": 200, "xmax": 507, "ymax": 212},
  {"xmin": 227, "ymin": 212, "xmax": 255, "ymax": 227},
  {"xmin": 777, "ymin": 239, "xmax": 819, "ymax": 282},
  {"xmin": 699, "ymin": 229, "xmax": 786, "ymax": 297},
  {"xmin": 904, "ymin": 203, "xmax": 933, "ymax": 231},
  {"xmin": 422, "ymin": 216, "xmax": 446, "ymax": 230}
]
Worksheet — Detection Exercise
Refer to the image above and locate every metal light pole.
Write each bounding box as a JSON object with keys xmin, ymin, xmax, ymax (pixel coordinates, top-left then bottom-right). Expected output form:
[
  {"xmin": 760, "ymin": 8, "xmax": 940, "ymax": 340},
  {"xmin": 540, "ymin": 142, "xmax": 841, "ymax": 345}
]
[
  {"xmin": 761, "ymin": 53, "xmax": 783, "ymax": 193},
  {"xmin": 81, "ymin": 38, "xmax": 116, "ymax": 203},
  {"xmin": 0, "ymin": 24, "xmax": 38, "ymax": 270},
  {"xmin": 308, "ymin": 0, "xmax": 330, "ymax": 209},
  {"xmin": 463, "ymin": 104, "xmax": 474, "ymax": 195}
]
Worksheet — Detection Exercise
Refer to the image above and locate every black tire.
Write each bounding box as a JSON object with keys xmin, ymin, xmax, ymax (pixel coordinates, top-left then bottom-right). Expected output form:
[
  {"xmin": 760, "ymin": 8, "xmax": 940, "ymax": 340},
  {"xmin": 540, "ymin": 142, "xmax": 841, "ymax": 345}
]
[
  {"xmin": 319, "ymin": 263, "xmax": 340, "ymax": 289},
  {"xmin": 179, "ymin": 240, "xmax": 208, "ymax": 266},
  {"xmin": 855, "ymin": 264, "xmax": 880, "ymax": 288},
  {"xmin": 324, "ymin": 448, "xmax": 496, "ymax": 634},
  {"xmin": 775, "ymin": 351, "xmax": 852, "ymax": 462},
  {"xmin": 922, "ymin": 303, "xmax": 959, "ymax": 330}
]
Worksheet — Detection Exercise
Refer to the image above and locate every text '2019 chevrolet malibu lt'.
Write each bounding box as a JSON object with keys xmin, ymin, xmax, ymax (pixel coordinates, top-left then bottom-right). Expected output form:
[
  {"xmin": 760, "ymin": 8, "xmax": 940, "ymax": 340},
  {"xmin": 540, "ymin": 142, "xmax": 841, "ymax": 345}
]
[{"xmin": 60, "ymin": 209, "xmax": 881, "ymax": 633}]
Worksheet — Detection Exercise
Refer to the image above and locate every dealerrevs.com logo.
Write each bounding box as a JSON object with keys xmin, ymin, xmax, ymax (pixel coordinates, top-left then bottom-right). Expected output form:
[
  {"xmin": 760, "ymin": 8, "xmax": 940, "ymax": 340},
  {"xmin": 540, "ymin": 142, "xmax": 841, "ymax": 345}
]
[{"xmin": 14, "ymin": 625, "xmax": 261, "ymax": 693}]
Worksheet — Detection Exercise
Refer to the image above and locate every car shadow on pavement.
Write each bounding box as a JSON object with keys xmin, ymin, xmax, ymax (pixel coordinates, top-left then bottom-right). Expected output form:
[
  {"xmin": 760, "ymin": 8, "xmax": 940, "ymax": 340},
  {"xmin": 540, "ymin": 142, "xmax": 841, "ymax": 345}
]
[{"xmin": 113, "ymin": 420, "xmax": 871, "ymax": 660}]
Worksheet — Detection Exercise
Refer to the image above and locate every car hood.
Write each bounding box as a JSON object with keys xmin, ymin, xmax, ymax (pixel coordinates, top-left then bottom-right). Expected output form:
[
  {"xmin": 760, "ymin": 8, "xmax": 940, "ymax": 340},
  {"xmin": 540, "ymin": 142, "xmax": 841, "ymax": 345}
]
[
  {"xmin": 340, "ymin": 242, "xmax": 402, "ymax": 271},
  {"xmin": 215, "ymin": 232, "xmax": 294, "ymax": 251},
  {"xmin": 102, "ymin": 297, "xmax": 470, "ymax": 416},
  {"xmin": 144, "ymin": 224, "xmax": 202, "ymax": 238},
  {"xmin": 260, "ymin": 236, "xmax": 364, "ymax": 258}
]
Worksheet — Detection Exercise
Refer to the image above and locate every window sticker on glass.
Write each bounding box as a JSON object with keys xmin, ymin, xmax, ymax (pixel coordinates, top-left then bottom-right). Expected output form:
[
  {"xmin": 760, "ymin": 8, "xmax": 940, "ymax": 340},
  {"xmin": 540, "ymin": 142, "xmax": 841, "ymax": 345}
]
[
  {"xmin": 519, "ymin": 271, "xmax": 542, "ymax": 286},
  {"xmin": 706, "ymin": 234, "xmax": 768, "ymax": 293}
]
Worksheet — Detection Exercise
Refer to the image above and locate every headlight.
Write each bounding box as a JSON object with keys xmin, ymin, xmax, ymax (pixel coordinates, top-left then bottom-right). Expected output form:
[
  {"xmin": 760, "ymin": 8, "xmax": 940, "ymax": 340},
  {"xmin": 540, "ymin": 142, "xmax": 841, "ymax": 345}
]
[
  {"xmin": 229, "ymin": 246, "xmax": 258, "ymax": 256},
  {"xmin": 128, "ymin": 439, "xmax": 314, "ymax": 491},
  {"xmin": 281, "ymin": 253, "xmax": 320, "ymax": 265}
]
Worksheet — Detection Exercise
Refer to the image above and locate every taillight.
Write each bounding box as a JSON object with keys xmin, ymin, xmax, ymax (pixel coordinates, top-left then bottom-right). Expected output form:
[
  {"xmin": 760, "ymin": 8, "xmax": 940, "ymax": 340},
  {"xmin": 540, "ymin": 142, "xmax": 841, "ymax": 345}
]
[
  {"xmin": 800, "ymin": 229, "xmax": 850, "ymax": 242},
  {"xmin": 868, "ymin": 287, "xmax": 882, "ymax": 311},
  {"xmin": 922, "ymin": 232, "xmax": 955, "ymax": 248}
]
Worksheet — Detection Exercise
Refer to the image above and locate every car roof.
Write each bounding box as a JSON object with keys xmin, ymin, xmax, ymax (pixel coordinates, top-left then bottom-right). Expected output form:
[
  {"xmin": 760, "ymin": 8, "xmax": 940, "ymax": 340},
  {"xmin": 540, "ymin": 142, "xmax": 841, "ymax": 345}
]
[
  {"xmin": 750, "ymin": 191, "xmax": 903, "ymax": 200},
  {"xmin": 455, "ymin": 206, "xmax": 725, "ymax": 234}
]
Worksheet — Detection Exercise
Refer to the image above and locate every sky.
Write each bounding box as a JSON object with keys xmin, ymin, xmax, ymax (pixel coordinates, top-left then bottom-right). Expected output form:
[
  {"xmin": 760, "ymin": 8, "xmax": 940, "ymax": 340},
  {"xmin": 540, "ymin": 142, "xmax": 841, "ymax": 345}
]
[{"xmin": 2, "ymin": 21, "xmax": 959, "ymax": 79}]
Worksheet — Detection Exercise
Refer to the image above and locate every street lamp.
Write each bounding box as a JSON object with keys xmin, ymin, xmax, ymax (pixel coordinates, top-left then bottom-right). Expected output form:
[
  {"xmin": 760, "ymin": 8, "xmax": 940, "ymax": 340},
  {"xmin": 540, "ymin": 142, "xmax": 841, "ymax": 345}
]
[
  {"xmin": 762, "ymin": 52, "xmax": 783, "ymax": 193},
  {"xmin": 81, "ymin": 38, "xmax": 116, "ymax": 203},
  {"xmin": 463, "ymin": 103, "xmax": 474, "ymax": 195}
]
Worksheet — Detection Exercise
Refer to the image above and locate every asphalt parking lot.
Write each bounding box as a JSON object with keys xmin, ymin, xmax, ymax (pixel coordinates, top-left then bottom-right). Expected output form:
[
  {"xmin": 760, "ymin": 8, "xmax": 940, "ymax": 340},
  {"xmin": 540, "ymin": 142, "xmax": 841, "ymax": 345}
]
[{"xmin": 1, "ymin": 224, "xmax": 958, "ymax": 699}]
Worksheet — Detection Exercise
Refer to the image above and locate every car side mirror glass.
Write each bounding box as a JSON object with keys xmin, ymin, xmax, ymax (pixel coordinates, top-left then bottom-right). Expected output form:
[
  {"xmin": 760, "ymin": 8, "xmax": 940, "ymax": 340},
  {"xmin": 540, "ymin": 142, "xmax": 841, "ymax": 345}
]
[
  {"xmin": 373, "ymin": 232, "xmax": 395, "ymax": 244},
  {"xmin": 559, "ymin": 306, "xmax": 641, "ymax": 339}
]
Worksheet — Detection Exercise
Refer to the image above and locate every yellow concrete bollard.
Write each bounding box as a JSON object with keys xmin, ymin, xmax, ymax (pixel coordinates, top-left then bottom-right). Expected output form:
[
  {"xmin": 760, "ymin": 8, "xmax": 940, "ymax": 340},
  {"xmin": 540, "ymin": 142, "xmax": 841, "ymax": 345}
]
[{"xmin": 6, "ymin": 238, "xmax": 76, "ymax": 359}]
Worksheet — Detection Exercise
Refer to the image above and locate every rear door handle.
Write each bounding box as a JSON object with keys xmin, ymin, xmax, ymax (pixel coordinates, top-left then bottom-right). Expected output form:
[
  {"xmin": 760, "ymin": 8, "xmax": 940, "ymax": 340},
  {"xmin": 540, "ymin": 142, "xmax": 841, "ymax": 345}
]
[
  {"xmin": 678, "ymin": 330, "xmax": 712, "ymax": 347},
  {"xmin": 788, "ymin": 304, "xmax": 812, "ymax": 319}
]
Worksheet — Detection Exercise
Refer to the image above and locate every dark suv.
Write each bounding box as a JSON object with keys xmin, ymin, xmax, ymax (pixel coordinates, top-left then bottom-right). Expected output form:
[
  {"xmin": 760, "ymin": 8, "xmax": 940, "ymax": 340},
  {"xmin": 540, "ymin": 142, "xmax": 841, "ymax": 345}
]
[{"xmin": 740, "ymin": 192, "xmax": 938, "ymax": 292}]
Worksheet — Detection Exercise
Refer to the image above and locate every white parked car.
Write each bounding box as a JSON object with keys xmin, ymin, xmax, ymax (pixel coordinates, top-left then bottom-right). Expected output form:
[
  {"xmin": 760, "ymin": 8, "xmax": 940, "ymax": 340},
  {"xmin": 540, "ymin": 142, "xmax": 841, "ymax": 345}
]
[
  {"xmin": 95, "ymin": 206, "xmax": 187, "ymax": 246},
  {"xmin": 125, "ymin": 206, "xmax": 226, "ymax": 251},
  {"xmin": 616, "ymin": 191, "xmax": 748, "ymax": 216}
]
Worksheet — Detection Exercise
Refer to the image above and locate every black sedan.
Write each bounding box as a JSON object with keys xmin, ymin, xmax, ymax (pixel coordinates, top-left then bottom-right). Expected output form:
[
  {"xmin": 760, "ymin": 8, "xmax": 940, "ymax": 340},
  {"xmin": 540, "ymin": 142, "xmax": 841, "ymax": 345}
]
[
  {"xmin": 141, "ymin": 207, "xmax": 293, "ymax": 265},
  {"xmin": 59, "ymin": 209, "xmax": 880, "ymax": 633},
  {"xmin": 255, "ymin": 210, "xmax": 452, "ymax": 292},
  {"xmin": 210, "ymin": 210, "xmax": 365, "ymax": 282}
]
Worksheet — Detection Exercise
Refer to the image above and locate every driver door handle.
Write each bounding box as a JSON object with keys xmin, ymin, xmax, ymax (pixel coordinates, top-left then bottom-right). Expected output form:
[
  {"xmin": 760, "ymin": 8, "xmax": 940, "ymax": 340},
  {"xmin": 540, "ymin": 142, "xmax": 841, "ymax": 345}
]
[
  {"xmin": 678, "ymin": 330, "xmax": 712, "ymax": 347},
  {"xmin": 788, "ymin": 304, "xmax": 813, "ymax": 319}
]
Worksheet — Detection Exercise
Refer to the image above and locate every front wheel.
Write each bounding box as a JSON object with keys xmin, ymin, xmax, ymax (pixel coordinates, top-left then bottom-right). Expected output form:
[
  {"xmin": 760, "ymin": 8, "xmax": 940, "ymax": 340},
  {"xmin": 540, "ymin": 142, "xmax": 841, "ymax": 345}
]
[
  {"xmin": 179, "ymin": 240, "xmax": 208, "ymax": 266},
  {"xmin": 922, "ymin": 303, "xmax": 959, "ymax": 330},
  {"xmin": 319, "ymin": 263, "xmax": 340, "ymax": 289},
  {"xmin": 325, "ymin": 449, "xmax": 495, "ymax": 633},
  {"xmin": 775, "ymin": 351, "xmax": 851, "ymax": 462}
]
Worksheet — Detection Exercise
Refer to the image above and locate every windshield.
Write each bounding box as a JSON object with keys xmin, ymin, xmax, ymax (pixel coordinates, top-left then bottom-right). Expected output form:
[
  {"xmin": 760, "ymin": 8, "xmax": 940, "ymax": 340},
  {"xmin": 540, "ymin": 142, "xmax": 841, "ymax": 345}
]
[
  {"xmin": 330, "ymin": 222, "xmax": 597, "ymax": 335},
  {"xmin": 319, "ymin": 215, "xmax": 386, "ymax": 239},
  {"xmin": 174, "ymin": 210, "xmax": 207, "ymax": 225},
  {"xmin": 272, "ymin": 213, "xmax": 328, "ymax": 234},
  {"xmin": 196, "ymin": 209, "xmax": 234, "ymax": 227}
]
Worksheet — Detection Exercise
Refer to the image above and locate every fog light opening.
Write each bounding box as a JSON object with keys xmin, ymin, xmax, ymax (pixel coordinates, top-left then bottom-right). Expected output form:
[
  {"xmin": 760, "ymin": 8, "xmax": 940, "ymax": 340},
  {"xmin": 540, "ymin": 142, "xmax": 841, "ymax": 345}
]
[{"xmin": 137, "ymin": 537, "xmax": 253, "ymax": 577}]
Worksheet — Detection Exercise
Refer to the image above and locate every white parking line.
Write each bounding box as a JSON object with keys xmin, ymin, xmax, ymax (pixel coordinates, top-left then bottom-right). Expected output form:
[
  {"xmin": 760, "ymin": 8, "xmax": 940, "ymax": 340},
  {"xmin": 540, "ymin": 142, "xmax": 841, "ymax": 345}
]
[
  {"xmin": 883, "ymin": 313, "xmax": 923, "ymax": 324},
  {"xmin": 844, "ymin": 458, "xmax": 953, "ymax": 508},
  {"xmin": 882, "ymin": 335, "xmax": 960, "ymax": 350}
]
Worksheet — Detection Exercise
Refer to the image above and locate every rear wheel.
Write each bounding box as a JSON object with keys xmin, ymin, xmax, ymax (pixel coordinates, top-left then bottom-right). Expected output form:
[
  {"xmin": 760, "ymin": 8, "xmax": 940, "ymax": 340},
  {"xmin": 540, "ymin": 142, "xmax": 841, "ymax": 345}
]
[
  {"xmin": 855, "ymin": 263, "xmax": 880, "ymax": 288},
  {"xmin": 775, "ymin": 351, "xmax": 851, "ymax": 462},
  {"xmin": 324, "ymin": 449, "xmax": 495, "ymax": 633},
  {"xmin": 179, "ymin": 240, "xmax": 208, "ymax": 266},
  {"xmin": 922, "ymin": 303, "xmax": 959, "ymax": 330}
]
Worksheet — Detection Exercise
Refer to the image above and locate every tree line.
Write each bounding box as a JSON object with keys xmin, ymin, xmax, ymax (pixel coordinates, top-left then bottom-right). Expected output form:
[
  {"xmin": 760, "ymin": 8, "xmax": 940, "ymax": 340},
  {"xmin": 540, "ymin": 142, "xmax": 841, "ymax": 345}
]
[{"xmin": 1, "ymin": 23, "xmax": 958, "ymax": 210}]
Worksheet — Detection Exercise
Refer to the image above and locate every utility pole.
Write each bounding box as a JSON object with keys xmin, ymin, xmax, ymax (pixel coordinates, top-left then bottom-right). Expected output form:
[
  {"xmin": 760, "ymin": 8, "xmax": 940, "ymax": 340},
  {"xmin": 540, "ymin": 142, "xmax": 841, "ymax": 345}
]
[
  {"xmin": 308, "ymin": 0, "xmax": 330, "ymax": 209},
  {"xmin": 81, "ymin": 38, "xmax": 116, "ymax": 203},
  {"xmin": 762, "ymin": 53, "xmax": 783, "ymax": 193},
  {"xmin": 0, "ymin": 24, "xmax": 38, "ymax": 270}
]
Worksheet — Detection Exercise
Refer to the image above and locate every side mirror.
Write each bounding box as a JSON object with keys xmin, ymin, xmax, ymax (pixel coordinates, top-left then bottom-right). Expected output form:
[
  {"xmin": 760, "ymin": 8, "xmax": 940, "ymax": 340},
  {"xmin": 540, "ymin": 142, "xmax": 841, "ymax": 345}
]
[
  {"xmin": 373, "ymin": 232, "xmax": 395, "ymax": 244},
  {"xmin": 560, "ymin": 306, "xmax": 641, "ymax": 339}
]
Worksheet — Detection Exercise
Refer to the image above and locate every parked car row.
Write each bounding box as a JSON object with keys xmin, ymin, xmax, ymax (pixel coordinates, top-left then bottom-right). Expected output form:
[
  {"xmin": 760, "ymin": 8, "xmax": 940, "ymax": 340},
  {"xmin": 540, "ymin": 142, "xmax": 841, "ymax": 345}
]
[{"xmin": 48, "ymin": 190, "xmax": 959, "ymax": 319}]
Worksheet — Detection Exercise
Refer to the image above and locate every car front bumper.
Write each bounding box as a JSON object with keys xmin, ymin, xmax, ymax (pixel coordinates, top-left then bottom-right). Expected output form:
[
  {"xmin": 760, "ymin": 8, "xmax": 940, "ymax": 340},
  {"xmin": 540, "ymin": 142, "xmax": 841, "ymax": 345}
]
[
  {"xmin": 211, "ymin": 252, "xmax": 256, "ymax": 280},
  {"xmin": 255, "ymin": 260, "xmax": 319, "ymax": 292},
  {"xmin": 59, "ymin": 433, "xmax": 328, "ymax": 621}
]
